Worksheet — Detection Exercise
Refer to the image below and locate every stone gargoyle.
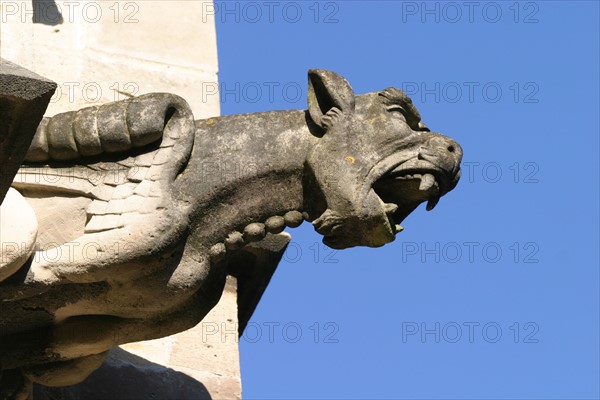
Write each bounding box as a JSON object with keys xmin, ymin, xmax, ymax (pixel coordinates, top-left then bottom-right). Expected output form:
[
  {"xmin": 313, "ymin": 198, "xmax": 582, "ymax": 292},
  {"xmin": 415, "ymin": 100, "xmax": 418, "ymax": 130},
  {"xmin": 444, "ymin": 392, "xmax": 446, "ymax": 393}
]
[{"xmin": 0, "ymin": 69, "xmax": 462, "ymax": 394}]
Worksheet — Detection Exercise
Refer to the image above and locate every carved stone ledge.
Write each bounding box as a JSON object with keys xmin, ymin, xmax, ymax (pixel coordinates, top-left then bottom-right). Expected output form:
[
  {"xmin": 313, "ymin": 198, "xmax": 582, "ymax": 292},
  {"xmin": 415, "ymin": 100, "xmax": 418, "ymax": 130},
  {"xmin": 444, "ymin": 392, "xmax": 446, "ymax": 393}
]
[{"xmin": 0, "ymin": 59, "xmax": 56, "ymax": 204}]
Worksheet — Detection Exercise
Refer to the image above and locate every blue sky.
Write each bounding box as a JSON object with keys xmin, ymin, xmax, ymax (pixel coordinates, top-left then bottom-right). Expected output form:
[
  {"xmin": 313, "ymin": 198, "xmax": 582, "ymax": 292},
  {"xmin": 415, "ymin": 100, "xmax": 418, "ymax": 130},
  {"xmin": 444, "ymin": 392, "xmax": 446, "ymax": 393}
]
[{"xmin": 215, "ymin": 2, "xmax": 599, "ymax": 398}]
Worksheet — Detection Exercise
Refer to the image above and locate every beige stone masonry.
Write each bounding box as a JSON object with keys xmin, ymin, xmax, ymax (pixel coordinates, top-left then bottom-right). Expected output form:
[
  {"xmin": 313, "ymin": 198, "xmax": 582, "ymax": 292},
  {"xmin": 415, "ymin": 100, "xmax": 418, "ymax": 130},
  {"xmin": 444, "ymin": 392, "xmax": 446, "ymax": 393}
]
[{"xmin": 0, "ymin": 0, "xmax": 219, "ymax": 117}]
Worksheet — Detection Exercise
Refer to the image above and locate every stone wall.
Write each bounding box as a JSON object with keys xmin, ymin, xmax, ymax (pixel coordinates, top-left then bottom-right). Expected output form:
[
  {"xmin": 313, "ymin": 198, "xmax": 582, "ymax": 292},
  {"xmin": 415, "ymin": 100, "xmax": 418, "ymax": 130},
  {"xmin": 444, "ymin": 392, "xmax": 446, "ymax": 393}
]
[
  {"xmin": 0, "ymin": 1, "xmax": 240, "ymax": 398},
  {"xmin": 0, "ymin": 0, "xmax": 219, "ymax": 116}
]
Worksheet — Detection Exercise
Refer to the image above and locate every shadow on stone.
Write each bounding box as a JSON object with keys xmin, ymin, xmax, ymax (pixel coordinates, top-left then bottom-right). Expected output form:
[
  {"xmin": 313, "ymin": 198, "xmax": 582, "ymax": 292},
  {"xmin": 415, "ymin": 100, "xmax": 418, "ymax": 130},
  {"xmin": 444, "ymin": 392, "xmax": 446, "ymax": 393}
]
[
  {"xmin": 32, "ymin": 0, "xmax": 64, "ymax": 25},
  {"xmin": 33, "ymin": 348, "xmax": 212, "ymax": 400}
]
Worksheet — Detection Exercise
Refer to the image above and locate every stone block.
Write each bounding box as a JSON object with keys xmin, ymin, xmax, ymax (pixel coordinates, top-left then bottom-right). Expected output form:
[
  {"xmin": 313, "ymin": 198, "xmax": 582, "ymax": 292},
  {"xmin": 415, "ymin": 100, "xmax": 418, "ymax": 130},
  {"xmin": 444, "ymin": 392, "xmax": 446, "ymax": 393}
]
[{"xmin": 0, "ymin": 58, "xmax": 56, "ymax": 203}]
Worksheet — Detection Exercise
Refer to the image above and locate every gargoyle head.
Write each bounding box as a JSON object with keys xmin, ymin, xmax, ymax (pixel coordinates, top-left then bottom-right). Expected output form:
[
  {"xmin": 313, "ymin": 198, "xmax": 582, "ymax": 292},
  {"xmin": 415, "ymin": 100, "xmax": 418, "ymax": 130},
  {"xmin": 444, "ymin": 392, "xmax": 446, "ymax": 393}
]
[{"xmin": 305, "ymin": 69, "xmax": 462, "ymax": 249}]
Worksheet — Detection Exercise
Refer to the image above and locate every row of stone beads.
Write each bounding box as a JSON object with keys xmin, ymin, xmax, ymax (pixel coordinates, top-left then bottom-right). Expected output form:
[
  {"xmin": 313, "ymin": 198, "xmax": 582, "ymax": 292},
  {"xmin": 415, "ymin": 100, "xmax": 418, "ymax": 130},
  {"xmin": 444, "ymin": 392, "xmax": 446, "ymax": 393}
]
[{"xmin": 209, "ymin": 210, "xmax": 305, "ymax": 262}]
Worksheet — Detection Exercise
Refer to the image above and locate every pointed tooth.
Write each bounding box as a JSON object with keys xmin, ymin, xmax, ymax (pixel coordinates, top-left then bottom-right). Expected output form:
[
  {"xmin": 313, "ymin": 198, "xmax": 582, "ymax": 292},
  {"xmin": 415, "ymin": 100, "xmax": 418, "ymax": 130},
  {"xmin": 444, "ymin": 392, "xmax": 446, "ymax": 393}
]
[
  {"xmin": 395, "ymin": 224, "xmax": 404, "ymax": 233},
  {"xmin": 419, "ymin": 173, "xmax": 436, "ymax": 192},
  {"xmin": 384, "ymin": 203, "xmax": 398, "ymax": 215},
  {"xmin": 426, "ymin": 196, "xmax": 440, "ymax": 211}
]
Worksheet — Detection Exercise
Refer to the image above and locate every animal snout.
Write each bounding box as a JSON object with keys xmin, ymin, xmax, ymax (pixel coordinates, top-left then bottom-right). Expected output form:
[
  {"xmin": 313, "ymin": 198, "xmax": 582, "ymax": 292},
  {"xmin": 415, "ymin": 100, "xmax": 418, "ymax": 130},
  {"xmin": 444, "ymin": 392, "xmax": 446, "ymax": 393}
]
[{"xmin": 417, "ymin": 134, "xmax": 463, "ymax": 176}]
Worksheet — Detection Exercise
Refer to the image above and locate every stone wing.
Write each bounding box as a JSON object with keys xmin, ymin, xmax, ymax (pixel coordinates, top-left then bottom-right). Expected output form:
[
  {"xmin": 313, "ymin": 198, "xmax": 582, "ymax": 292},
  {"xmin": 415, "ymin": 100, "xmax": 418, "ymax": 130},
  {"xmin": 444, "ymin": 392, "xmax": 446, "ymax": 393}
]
[
  {"xmin": 11, "ymin": 93, "xmax": 195, "ymax": 240},
  {"xmin": 16, "ymin": 150, "xmax": 171, "ymax": 235}
]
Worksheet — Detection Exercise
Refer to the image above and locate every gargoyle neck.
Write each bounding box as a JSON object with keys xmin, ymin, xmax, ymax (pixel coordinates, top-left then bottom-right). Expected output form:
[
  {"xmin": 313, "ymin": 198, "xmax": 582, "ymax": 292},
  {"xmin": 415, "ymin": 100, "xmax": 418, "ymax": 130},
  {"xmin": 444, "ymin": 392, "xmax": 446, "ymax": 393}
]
[{"xmin": 176, "ymin": 109, "xmax": 318, "ymax": 248}]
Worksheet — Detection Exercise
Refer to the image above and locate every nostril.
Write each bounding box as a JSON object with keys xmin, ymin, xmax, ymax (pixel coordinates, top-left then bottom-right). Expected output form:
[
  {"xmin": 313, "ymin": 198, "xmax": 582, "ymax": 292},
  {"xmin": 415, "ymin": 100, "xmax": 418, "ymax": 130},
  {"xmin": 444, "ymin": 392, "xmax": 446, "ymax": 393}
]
[{"xmin": 447, "ymin": 145, "xmax": 455, "ymax": 153}]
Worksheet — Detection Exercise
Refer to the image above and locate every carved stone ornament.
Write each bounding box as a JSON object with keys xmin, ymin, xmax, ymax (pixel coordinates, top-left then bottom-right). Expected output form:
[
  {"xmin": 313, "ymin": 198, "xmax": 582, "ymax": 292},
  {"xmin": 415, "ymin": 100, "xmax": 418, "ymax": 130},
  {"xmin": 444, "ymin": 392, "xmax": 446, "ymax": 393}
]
[{"xmin": 0, "ymin": 67, "xmax": 462, "ymax": 395}]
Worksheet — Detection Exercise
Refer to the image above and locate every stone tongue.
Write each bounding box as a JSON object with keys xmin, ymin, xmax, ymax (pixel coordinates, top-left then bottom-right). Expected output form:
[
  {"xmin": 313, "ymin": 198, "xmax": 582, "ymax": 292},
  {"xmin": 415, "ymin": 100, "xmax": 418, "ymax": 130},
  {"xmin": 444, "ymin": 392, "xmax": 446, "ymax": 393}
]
[{"xmin": 419, "ymin": 173, "xmax": 436, "ymax": 192}]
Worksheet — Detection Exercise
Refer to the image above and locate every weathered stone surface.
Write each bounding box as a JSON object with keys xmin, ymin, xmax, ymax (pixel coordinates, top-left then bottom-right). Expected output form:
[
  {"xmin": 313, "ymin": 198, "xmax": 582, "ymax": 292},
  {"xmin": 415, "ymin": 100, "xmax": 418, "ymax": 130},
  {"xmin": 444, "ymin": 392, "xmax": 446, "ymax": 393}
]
[
  {"xmin": 265, "ymin": 215, "xmax": 285, "ymax": 233},
  {"xmin": 0, "ymin": 58, "xmax": 56, "ymax": 204},
  {"xmin": 34, "ymin": 277, "xmax": 242, "ymax": 399},
  {"xmin": 25, "ymin": 352, "xmax": 108, "ymax": 387},
  {"xmin": 0, "ymin": 188, "xmax": 38, "ymax": 282},
  {"xmin": 0, "ymin": 70, "xmax": 463, "ymax": 392},
  {"xmin": 1, "ymin": 1, "xmax": 219, "ymax": 116}
]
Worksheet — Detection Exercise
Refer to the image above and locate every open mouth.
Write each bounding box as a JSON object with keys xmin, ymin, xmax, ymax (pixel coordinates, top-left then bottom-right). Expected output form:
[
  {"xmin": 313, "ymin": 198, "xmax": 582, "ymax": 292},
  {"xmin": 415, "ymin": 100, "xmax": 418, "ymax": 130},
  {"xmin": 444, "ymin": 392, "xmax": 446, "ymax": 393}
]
[{"xmin": 373, "ymin": 160, "xmax": 452, "ymax": 232}]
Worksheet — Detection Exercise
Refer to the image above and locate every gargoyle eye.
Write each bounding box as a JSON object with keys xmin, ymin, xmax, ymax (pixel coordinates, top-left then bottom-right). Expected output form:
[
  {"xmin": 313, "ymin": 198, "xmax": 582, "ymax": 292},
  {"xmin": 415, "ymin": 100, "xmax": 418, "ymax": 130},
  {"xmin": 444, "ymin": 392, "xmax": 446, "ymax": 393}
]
[
  {"xmin": 386, "ymin": 105, "xmax": 428, "ymax": 132},
  {"xmin": 386, "ymin": 106, "xmax": 407, "ymax": 122}
]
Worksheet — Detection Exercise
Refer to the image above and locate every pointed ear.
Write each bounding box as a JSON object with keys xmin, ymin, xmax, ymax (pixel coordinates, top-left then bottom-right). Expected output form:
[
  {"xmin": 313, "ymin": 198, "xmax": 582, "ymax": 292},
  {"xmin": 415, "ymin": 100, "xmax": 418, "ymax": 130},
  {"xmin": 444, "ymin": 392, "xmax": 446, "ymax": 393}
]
[{"xmin": 307, "ymin": 69, "xmax": 355, "ymax": 129}]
